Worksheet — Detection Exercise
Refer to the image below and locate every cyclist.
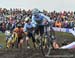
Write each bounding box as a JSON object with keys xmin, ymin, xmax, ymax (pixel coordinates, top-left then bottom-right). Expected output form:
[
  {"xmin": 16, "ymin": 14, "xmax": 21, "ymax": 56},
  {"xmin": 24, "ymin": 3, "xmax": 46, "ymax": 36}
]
[
  {"xmin": 32, "ymin": 8, "xmax": 54, "ymax": 36},
  {"xmin": 24, "ymin": 17, "xmax": 36, "ymax": 48},
  {"xmin": 31, "ymin": 8, "xmax": 55, "ymax": 48},
  {"xmin": 5, "ymin": 30, "xmax": 12, "ymax": 48},
  {"xmin": 13, "ymin": 23, "xmax": 24, "ymax": 48}
]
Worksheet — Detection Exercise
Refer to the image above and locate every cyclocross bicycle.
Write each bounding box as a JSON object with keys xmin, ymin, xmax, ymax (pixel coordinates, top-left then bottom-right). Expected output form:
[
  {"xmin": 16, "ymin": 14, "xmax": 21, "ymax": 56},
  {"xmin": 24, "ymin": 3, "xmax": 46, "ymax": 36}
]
[{"xmin": 34, "ymin": 23, "xmax": 55, "ymax": 56}]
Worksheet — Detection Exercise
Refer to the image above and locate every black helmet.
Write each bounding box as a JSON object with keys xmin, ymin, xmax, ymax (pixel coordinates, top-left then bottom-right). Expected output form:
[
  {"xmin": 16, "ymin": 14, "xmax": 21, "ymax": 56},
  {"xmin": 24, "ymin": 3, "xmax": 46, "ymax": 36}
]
[{"xmin": 17, "ymin": 23, "xmax": 22, "ymax": 28}]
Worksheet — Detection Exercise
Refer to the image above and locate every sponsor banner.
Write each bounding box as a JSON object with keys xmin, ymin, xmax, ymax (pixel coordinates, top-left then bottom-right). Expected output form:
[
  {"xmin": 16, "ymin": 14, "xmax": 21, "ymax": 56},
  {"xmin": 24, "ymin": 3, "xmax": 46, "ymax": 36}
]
[
  {"xmin": 52, "ymin": 27, "xmax": 70, "ymax": 33},
  {"xmin": 69, "ymin": 29, "xmax": 75, "ymax": 36},
  {"xmin": 52, "ymin": 27, "xmax": 75, "ymax": 36}
]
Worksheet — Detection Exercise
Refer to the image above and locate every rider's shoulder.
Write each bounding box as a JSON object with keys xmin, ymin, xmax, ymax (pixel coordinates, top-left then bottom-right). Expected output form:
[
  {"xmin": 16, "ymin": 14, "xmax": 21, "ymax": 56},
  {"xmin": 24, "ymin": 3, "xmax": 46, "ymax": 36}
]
[
  {"xmin": 21, "ymin": 28, "xmax": 24, "ymax": 30},
  {"xmin": 39, "ymin": 13, "xmax": 44, "ymax": 17},
  {"xmin": 14, "ymin": 27, "xmax": 18, "ymax": 30},
  {"xmin": 13, "ymin": 28, "xmax": 19, "ymax": 31}
]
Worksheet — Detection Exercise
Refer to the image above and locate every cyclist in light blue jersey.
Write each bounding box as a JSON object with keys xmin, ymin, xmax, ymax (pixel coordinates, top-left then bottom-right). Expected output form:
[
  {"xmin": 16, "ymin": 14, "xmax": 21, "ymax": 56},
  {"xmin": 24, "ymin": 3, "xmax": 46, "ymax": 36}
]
[
  {"xmin": 31, "ymin": 8, "xmax": 56, "ymax": 49},
  {"xmin": 31, "ymin": 8, "xmax": 53, "ymax": 36},
  {"xmin": 32, "ymin": 8, "xmax": 52, "ymax": 26},
  {"xmin": 24, "ymin": 17, "xmax": 36, "ymax": 48}
]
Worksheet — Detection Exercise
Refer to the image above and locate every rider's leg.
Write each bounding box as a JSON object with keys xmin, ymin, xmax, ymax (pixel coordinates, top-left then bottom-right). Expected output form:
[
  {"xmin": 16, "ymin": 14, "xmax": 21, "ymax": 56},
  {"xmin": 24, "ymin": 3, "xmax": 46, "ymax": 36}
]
[
  {"xmin": 26, "ymin": 36, "xmax": 30, "ymax": 48},
  {"xmin": 19, "ymin": 39, "xmax": 24, "ymax": 48},
  {"xmin": 28, "ymin": 32, "xmax": 36, "ymax": 48},
  {"xmin": 25, "ymin": 32, "xmax": 30, "ymax": 48},
  {"xmin": 35, "ymin": 26, "xmax": 39, "ymax": 35},
  {"xmin": 31, "ymin": 34, "xmax": 36, "ymax": 48},
  {"xmin": 28, "ymin": 32, "xmax": 35, "ymax": 47},
  {"xmin": 18, "ymin": 37, "xmax": 23, "ymax": 48},
  {"xmin": 39, "ymin": 25, "xmax": 44, "ymax": 36}
]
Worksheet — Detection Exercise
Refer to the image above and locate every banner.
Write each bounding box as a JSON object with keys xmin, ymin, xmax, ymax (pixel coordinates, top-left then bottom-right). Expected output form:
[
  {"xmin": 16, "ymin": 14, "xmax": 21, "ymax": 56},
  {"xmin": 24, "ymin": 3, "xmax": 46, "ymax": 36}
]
[{"xmin": 52, "ymin": 27, "xmax": 75, "ymax": 36}]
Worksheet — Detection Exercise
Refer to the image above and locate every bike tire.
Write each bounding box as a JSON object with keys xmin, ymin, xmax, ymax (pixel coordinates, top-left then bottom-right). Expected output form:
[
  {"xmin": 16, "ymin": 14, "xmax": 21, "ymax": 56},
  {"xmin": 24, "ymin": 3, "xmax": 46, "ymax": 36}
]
[{"xmin": 40, "ymin": 34, "xmax": 52, "ymax": 56}]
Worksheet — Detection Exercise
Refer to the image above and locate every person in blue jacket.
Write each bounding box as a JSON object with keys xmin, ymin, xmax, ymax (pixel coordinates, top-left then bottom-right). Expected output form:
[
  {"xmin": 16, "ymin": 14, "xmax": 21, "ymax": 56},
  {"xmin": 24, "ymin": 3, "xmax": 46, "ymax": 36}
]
[{"xmin": 31, "ymin": 8, "xmax": 54, "ymax": 36}]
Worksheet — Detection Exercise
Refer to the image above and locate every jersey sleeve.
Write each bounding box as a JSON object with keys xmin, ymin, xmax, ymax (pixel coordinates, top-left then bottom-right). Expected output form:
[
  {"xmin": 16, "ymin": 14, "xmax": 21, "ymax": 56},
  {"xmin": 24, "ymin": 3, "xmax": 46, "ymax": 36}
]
[
  {"xmin": 31, "ymin": 22, "xmax": 36, "ymax": 27},
  {"xmin": 31, "ymin": 15, "xmax": 37, "ymax": 24},
  {"xmin": 24, "ymin": 23, "xmax": 27, "ymax": 32},
  {"xmin": 13, "ymin": 28, "xmax": 18, "ymax": 32},
  {"xmin": 40, "ymin": 13, "xmax": 52, "ymax": 22}
]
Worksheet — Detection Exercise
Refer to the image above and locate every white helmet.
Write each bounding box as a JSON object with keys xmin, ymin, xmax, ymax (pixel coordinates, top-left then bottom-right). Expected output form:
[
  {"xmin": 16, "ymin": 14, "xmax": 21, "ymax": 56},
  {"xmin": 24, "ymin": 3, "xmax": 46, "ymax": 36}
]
[
  {"xmin": 25, "ymin": 17, "xmax": 30, "ymax": 22},
  {"xmin": 5, "ymin": 30, "xmax": 11, "ymax": 36},
  {"xmin": 32, "ymin": 8, "xmax": 40, "ymax": 15}
]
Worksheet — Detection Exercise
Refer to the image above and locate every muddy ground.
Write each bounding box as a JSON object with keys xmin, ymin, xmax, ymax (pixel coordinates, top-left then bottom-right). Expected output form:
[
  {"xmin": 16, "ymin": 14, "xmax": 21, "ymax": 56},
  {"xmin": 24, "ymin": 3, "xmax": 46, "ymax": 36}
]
[
  {"xmin": 0, "ymin": 48, "xmax": 75, "ymax": 58},
  {"xmin": 0, "ymin": 32, "xmax": 75, "ymax": 58}
]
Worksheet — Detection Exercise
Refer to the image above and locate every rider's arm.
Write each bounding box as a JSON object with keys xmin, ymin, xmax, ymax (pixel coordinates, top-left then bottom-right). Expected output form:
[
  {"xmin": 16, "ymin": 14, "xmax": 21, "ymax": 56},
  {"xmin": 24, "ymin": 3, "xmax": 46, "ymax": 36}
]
[
  {"xmin": 31, "ymin": 15, "xmax": 37, "ymax": 27},
  {"xmin": 39, "ymin": 13, "xmax": 52, "ymax": 22},
  {"xmin": 13, "ymin": 28, "xmax": 17, "ymax": 32},
  {"xmin": 13, "ymin": 28, "xmax": 18, "ymax": 34},
  {"xmin": 32, "ymin": 15, "xmax": 37, "ymax": 24},
  {"xmin": 24, "ymin": 23, "xmax": 27, "ymax": 32}
]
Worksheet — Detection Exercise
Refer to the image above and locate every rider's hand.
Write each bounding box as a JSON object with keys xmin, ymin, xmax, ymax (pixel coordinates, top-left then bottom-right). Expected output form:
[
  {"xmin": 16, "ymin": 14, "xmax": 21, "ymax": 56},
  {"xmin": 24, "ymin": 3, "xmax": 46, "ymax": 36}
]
[
  {"xmin": 24, "ymin": 32, "xmax": 28, "ymax": 35},
  {"xmin": 43, "ymin": 20, "xmax": 48, "ymax": 25}
]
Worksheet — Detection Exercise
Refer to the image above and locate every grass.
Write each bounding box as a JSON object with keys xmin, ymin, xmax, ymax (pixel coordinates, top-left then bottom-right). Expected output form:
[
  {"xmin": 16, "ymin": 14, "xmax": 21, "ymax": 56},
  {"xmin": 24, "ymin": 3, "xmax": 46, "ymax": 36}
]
[
  {"xmin": 0, "ymin": 31, "xmax": 75, "ymax": 48},
  {"xmin": 0, "ymin": 32, "xmax": 6, "ymax": 48},
  {"xmin": 55, "ymin": 31, "xmax": 75, "ymax": 39},
  {"xmin": 55, "ymin": 31, "xmax": 75, "ymax": 46}
]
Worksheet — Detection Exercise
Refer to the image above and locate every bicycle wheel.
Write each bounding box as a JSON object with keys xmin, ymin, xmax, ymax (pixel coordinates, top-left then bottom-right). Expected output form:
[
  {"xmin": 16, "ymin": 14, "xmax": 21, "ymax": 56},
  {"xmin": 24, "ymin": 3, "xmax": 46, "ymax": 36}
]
[
  {"xmin": 40, "ymin": 33, "xmax": 53, "ymax": 56},
  {"xmin": 34, "ymin": 33, "xmax": 41, "ymax": 48},
  {"xmin": 11, "ymin": 33, "xmax": 18, "ymax": 48}
]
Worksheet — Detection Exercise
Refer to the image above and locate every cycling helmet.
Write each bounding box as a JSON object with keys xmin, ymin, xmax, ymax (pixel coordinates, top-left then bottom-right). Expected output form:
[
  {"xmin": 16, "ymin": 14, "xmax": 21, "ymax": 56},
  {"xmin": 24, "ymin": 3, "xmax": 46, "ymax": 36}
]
[
  {"xmin": 5, "ymin": 30, "xmax": 11, "ymax": 36},
  {"xmin": 17, "ymin": 23, "xmax": 22, "ymax": 28},
  {"xmin": 25, "ymin": 17, "xmax": 31, "ymax": 22},
  {"xmin": 32, "ymin": 8, "xmax": 40, "ymax": 15}
]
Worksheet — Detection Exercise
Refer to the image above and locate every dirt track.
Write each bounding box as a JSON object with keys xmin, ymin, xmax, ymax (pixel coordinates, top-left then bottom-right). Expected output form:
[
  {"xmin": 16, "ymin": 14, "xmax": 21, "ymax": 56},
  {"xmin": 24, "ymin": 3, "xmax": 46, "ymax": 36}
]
[
  {"xmin": 0, "ymin": 48, "xmax": 75, "ymax": 58},
  {"xmin": 0, "ymin": 32, "xmax": 75, "ymax": 58}
]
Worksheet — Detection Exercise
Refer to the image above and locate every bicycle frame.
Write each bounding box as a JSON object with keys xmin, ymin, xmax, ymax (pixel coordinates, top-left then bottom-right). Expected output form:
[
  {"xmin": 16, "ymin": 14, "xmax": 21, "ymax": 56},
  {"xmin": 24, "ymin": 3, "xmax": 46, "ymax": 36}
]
[{"xmin": 40, "ymin": 24, "xmax": 55, "ymax": 56}]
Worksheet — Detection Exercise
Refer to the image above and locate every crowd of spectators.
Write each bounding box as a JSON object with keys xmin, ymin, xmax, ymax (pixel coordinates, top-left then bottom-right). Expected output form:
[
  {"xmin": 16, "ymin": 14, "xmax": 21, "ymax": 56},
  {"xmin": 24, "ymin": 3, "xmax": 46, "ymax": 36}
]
[{"xmin": 0, "ymin": 8, "xmax": 75, "ymax": 33}]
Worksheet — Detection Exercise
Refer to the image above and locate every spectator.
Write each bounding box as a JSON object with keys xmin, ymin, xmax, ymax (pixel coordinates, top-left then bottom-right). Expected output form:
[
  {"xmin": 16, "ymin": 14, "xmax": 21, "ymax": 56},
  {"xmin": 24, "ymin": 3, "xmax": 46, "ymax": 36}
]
[
  {"xmin": 0, "ymin": 8, "xmax": 74, "ymax": 32},
  {"xmin": 55, "ymin": 20, "xmax": 62, "ymax": 28}
]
